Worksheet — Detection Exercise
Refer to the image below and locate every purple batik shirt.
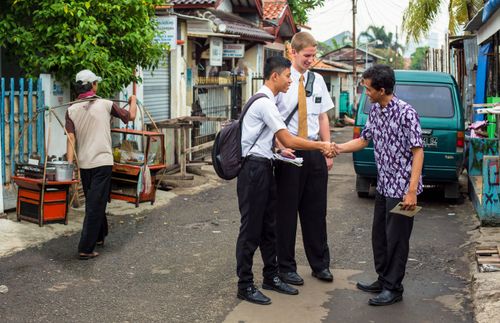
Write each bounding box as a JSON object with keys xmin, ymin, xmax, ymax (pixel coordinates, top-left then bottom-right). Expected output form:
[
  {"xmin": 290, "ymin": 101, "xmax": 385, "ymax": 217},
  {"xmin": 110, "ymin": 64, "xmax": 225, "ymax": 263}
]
[{"xmin": 361, "ymin": 95, "xmax": 423, "ymax": 198}]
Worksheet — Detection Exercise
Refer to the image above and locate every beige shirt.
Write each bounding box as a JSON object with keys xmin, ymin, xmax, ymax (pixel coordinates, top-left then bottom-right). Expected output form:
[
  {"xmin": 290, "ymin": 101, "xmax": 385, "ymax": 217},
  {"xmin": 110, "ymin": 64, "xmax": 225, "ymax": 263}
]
[{"xmin": 65, "ymin": 97, "xmax": 129, "ymax": 169}]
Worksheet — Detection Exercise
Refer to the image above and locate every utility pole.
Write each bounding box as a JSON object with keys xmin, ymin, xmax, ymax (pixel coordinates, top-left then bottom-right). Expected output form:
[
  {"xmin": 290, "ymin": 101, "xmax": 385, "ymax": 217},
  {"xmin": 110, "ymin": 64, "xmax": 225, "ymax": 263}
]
[
  {"xmin": 352, "ymin": 0, "xmax": 357, "ymax": 109},
  {"xmin": 395, "ymin": 25, "xmax": 398, "ymax": 69}
]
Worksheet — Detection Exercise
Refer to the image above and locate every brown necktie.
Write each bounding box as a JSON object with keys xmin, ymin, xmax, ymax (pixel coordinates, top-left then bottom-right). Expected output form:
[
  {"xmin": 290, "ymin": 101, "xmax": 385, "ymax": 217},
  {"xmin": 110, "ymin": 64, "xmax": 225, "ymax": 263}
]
[{"xmin": 297, "ymin": 74, "xmax": 308, "ymax": 138}]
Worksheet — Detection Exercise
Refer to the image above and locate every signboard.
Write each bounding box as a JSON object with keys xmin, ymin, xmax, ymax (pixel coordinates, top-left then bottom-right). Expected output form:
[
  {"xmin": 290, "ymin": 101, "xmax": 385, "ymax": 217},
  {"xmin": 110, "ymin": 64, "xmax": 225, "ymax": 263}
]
[
  {"xmin": 209, "ymin": 37, "xmax": 223, "ymax": 66},
  {"xmin": 155, "ymin": 15, "xmax": 177, "ymax": 50},
  {"xmin": 223, "ymin": 44, "xmax": 245, "ymax": 58}
]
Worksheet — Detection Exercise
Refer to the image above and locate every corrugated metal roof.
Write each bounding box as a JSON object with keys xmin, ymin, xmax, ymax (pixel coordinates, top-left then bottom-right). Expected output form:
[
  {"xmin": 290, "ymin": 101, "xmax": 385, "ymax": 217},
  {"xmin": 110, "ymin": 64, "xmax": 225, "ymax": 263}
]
[
  {"xmin": 184, "ymin": 9, "xmax": 275, "ymax": 41},
  {"xmin": 311, "ymin": 59, "xmax": 350, "ymax": 73}
]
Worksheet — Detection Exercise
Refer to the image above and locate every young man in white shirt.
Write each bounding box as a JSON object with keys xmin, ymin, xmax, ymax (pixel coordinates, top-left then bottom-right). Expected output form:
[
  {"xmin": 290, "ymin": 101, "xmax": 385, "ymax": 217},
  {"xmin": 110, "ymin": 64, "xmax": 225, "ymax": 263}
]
[
  {"xmin": 275, "ymin": 32, "xmax": 335, "ymax": 286},
  {"xmin": 236, "ymin": 56, "xmax": 336, "ymax": 305}
]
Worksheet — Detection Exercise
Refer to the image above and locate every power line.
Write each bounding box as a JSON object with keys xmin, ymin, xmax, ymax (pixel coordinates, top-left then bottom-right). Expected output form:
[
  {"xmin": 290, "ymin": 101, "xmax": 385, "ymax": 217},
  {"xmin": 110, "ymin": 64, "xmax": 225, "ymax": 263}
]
[
  {"xmin": 362, "ymin": 0, "xmax": 376, "ymax": 28},
  {"xmin": 385, "ymin": 0, "xmax": 406, "ymax": 10}
]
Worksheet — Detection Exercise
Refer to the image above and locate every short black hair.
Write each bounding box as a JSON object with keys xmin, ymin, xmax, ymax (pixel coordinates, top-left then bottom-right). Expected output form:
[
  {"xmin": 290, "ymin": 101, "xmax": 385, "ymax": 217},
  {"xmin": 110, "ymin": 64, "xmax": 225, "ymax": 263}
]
[
  {"xmin": 362, "ymin": 64, "xmax": 395, "ymax": 95},
  {"xmin": 74, "ymin": 81, "xmax": 93, "ymax": 94},
  {"xmin": 264, "ymin": 56, "xmax": 291, "ymax": 80}
]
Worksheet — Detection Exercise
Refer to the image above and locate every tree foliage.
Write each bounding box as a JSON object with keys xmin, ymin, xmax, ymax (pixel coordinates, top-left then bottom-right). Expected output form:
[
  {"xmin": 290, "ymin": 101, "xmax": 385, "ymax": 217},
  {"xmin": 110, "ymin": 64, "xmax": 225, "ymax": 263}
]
[
  {"xmin": 402, "ymin": 0, "xmax": 483, "ymax": 44},
  {"xmin": 371, "ymin": 48, "xmax": 405, "ymax": 70},
  {"xmin": 318, "ymin": 39, "xmax": 338, "ymax": 55},
  {"xmin": 288, "ymin": 0, "xmax": 325, "ymax": 25},
  {"xmin": 410, "ymin": 46, "xmax": 429, "ymax": 70},
  {"xmin": 0, "ymin": 0, "xmax": 167, "ymax": 97},
  {"xmin": 358, "ymin": 25, "xmax": 404, "ymax": 55}
]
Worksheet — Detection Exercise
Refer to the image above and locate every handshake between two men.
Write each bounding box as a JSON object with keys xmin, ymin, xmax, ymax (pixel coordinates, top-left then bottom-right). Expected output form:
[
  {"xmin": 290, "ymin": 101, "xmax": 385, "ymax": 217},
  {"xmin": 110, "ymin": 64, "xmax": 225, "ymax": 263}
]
[{"xmin": 279, "ymin": 141, "xmax": 341, "ymax": 159}]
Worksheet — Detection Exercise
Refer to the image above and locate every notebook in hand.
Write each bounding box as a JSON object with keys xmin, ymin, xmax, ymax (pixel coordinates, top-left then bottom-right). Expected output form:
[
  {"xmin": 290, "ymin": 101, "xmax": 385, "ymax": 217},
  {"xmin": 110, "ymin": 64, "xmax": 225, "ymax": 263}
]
[{"xmin": 390, "ymin": 202, "xmax": 422, "ymax": 217}]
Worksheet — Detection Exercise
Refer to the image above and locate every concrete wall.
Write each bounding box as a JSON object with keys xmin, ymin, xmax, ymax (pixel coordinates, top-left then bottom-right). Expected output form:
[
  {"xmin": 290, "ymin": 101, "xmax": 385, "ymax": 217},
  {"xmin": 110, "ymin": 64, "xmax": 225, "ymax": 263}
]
[
  {"xmin": 243, "ymin": 44, "xmax": 263, "ymax": 102},
  {"xmin": 170, "ymin": 21, "xmax": 189, "ymax": 118},
  {"xmin": 40, "ymin": 74, "xmax": 71, "ymax": 159}
]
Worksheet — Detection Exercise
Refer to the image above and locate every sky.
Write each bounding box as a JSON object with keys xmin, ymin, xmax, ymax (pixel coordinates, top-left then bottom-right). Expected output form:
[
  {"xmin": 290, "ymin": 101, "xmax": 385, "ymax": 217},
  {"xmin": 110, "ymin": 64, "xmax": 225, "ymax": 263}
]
[{"xmin": 307, "ymin": 0, "xmax": 450, "ymax": 55}]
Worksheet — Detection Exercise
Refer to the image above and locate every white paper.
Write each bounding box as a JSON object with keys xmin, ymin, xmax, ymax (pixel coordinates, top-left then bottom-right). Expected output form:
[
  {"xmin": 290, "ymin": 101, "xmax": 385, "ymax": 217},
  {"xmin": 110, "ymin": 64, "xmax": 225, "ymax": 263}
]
[{"xmin": 273, "ymin": 153, "xmax": 303, "ymax": 167}]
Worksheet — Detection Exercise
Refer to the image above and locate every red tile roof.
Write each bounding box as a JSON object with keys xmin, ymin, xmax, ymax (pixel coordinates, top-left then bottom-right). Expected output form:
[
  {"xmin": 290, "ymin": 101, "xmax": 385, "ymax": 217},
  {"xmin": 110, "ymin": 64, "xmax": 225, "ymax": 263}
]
[
  {"xmin": 263, "ymin": 0, "xmax": 288, "ymax": 20},
  {"xmin": 171, "ymin": 0, "xmax": 216, "ymax": 5}
]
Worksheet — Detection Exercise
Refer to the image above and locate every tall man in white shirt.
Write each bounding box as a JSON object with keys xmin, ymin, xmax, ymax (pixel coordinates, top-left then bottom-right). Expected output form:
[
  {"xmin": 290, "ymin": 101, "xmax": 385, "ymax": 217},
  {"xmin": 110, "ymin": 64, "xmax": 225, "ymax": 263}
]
[
  {"xmin": 275, "ymin": 32, "xmax": 335, "ymax": 285},
  {"xmin": 236, "ymin": 56, "xmax": 336, "ymax": 305}
]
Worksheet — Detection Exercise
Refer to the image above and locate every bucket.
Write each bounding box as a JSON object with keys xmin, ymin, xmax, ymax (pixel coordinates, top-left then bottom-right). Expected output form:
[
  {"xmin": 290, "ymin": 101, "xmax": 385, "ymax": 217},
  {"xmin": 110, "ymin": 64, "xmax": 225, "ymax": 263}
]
[{"xmin": 53, "ymin": 162, "xmax": 74, "ymax": 181}]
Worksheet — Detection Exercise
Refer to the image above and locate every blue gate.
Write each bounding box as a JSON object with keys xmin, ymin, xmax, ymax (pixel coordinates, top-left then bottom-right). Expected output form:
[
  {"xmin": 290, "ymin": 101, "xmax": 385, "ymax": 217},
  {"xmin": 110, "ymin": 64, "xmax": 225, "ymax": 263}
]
[{"xmin": 1, "ymin": 77, "xmax": 45, "ymax": 185}]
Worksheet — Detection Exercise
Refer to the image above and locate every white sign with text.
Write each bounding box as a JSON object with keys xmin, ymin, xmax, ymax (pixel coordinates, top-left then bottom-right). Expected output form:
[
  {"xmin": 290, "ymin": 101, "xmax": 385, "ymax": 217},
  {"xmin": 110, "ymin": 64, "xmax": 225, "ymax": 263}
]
[
  {"xmin": 155, "ymin": 15, "xmax": 177, "ymax": 50},
  {"xmin": 223, "ymin": 44, "xmax": 245, "ymax": 58},
  {"xmin": 210, "ymin": 37, "xmax": 223, "ymax": 66}
]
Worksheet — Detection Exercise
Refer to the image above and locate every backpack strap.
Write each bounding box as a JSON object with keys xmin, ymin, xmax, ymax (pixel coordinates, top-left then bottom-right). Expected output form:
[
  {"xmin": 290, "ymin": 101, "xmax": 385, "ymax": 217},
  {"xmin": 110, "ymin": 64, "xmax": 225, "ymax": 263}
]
[
  {"xmin": 239, "ymin": 93, "xmax": 269, "ymax": 158},
  {"xmin": 239, "ymin": 93, "xmax": 269, "ymax": 121},
  {"xmin": 305, "ymin": 71, "xmax": 315, "ymax": 97},
  {"xmin": 283, "ymin": 71, "xmax": 316, "ymax": 126}
]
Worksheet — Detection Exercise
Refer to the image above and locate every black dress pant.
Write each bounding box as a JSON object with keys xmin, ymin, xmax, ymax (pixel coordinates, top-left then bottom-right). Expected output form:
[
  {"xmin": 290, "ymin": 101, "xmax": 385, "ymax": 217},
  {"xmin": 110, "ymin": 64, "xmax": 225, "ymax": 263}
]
[
  {"xmin": 274, "ymin": 150, "xmax": 330, "ymax": 273},
  {"xmin": 372, "ymin": 192, "xmax": 414, "ymax": 291},
  {"xmin": 78, "ymin": 166, "xmax": 112, "ymax": 253},
  {"xmin": 236, "ymin": 157, "xmax": 278, "ymax": 289}
]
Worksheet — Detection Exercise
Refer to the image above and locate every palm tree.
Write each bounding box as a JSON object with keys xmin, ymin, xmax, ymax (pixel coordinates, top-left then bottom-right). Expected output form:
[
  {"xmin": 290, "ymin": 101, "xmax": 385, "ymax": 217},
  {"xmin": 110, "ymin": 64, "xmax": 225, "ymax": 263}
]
[
  {"xmin": 402, "ymin": 0, "xmax": 483, "ymax": 43},
  {"xmin": 358, "ymin": 25, "xmax": 393, "ymax": 48},
  {"xmin": 358, "ymin": 25, "xmax": 405, "ymax": 55}
]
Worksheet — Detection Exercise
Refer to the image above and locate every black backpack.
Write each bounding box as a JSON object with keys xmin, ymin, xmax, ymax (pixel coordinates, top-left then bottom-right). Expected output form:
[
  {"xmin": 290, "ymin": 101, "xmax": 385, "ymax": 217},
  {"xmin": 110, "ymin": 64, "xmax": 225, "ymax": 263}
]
[{"xmin": 212, "ymin": 93, "xmax": 269, "ymax": 180}]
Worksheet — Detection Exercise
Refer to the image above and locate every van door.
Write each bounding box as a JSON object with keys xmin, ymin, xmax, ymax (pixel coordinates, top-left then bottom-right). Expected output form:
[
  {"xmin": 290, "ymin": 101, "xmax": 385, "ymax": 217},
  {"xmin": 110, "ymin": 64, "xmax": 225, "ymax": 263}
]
[{"xmin": 394, "ymin": 83, "xmax": 462, "ymax": 181}]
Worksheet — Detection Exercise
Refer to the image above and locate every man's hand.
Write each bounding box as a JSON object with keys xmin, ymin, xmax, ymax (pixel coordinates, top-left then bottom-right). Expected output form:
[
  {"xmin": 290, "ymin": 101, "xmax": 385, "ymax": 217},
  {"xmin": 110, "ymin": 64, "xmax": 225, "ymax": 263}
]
[
  {"xmin": 401, "ymin": 190, "xmax": 417, "ymax": 211},
  {"xmin": 325, "ymin": 157, "xmax": 333, "ymax": 170},
  {"xmin": 279, "ymin": 148, "xmax": 296, "ymax": 159},
  {"xmin": 320, "ymin": 142, "xmax": 339, "ymax": 158},
  {"xmin": 128, "ymin": 94, "xmax": 137, "ymax": 104}
]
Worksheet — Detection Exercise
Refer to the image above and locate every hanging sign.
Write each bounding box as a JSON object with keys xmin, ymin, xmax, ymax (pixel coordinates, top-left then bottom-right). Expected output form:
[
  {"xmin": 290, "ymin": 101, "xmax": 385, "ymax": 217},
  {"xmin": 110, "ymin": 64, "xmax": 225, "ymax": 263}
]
[
  {"xmin": 223, "ymin": 44, "xmax": 245, "ymax": 58},
  {"xmin": 209, "ymin": 37, "xmax": 223, "ymax": 66}
]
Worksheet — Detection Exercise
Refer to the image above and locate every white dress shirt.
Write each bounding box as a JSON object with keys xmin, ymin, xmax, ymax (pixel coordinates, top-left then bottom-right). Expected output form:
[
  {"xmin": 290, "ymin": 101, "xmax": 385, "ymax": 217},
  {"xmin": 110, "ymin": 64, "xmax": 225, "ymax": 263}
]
[
  {"xmin": 276, "ymin": 67, "xmax": 334, "ymax": 139},
  {"xmin": 241, "ymin": 85, "xmax": 287, "ymax": 159}
]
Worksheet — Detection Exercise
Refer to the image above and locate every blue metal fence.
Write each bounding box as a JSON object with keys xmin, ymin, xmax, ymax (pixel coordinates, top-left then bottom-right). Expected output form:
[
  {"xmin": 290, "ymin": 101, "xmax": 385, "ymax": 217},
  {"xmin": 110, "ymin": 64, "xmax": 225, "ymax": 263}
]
[{"xmin": 0, "ymin": 77, "xmax": 45, "ymax": 185}]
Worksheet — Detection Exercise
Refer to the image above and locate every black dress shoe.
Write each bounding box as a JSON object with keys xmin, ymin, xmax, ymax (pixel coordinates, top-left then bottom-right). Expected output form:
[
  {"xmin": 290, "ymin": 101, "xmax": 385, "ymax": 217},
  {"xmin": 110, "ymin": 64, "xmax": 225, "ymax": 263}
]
[
  {"xmin": 237, "ymin": 285, "xmax": 271, "ymax": 305},
  {"xmin": 262, "ymin": 276, "xmax": 299, "ymax": 295},
  {"xmin": 368, "ymin": 289, "xmax": 403, "ymax": 306},
  {"xmin": 356, "ymin": 280, "xmax": 383, "ymax": 293},
  {"xmin": 312, "ymin": 268, "xmax": 334, "ymax": 282},
  {"xmin": 279, "ymin": 272, "xmax": 304, "ymax": 286}
]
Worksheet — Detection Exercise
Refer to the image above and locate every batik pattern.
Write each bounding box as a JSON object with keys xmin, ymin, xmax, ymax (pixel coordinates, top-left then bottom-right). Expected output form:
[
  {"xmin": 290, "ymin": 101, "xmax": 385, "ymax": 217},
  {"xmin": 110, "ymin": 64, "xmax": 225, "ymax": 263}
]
[{"xmin": 361, "ymin": 96, "xmax": 423, "ymax": 198}]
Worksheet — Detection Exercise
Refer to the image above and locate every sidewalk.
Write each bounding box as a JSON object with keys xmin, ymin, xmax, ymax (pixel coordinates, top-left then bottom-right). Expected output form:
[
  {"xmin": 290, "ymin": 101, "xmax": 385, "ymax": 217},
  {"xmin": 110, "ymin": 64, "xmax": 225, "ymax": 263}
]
[
  {"xmin": 0, "ymin": 166, "xmax": 499, "ymax": 322},
  {"xmin": 0, "ymin": 167, "xmax": 221, "ymax": 259},
  {"xmin": 470, "ymin": 226, "xmax": 500, "ymax": 323}
]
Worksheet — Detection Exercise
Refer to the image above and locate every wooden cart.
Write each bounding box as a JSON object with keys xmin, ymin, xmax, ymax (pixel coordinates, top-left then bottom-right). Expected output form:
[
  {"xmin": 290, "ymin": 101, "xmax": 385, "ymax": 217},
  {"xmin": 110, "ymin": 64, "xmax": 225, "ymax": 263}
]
[{"xmin": 110, "ymin": 128, "xmax": 166, "ymax": 207}]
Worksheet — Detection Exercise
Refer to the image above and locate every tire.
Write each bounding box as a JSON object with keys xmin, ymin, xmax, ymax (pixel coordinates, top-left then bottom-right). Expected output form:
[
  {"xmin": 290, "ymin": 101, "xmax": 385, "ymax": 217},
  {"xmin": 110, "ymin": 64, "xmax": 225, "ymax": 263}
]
[
  {"xmin": 357, "ymin": 191, "xmax": 369, "ymax": 198},
  {"xmin": 356, "ymin": 175, "xmax": 371, "ymax": 198}
]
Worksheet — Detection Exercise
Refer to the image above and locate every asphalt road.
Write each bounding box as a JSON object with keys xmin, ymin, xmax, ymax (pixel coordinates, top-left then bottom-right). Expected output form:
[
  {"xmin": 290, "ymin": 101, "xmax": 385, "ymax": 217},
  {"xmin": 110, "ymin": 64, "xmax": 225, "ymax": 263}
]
[{"xmin": 0, "ymin": 127, "xmax": 476, "ymax": 322}]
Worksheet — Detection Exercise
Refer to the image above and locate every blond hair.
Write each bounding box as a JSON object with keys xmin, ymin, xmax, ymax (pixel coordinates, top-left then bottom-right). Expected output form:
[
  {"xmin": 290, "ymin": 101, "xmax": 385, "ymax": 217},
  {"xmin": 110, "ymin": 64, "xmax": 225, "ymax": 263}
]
[{"xmin": 291, "ymin": 32, "xmax": 317, "ymax": 52}]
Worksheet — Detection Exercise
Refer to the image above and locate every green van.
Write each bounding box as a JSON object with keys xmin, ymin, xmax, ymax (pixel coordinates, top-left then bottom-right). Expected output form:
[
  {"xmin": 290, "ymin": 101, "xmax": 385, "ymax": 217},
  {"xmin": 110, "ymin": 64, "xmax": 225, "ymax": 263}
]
[{"xmin": 353, "ymin": 70, "xmax": 465, "ymax": 199}]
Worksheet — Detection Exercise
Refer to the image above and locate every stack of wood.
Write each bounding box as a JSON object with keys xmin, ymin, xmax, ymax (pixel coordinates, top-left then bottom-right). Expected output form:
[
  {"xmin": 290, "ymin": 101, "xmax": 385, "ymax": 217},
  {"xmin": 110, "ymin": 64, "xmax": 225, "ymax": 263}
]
[{"xmin": 476, "ymin": 245, "xmax": 500, "ymax": 272}]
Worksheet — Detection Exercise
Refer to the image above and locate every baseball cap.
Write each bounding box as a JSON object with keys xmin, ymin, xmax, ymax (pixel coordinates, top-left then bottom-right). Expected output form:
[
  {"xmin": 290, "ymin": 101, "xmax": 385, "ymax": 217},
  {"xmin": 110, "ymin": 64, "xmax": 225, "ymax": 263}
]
[{"xmin": 75, "ymin": 69, "xmax": 102, "ymax": 84}]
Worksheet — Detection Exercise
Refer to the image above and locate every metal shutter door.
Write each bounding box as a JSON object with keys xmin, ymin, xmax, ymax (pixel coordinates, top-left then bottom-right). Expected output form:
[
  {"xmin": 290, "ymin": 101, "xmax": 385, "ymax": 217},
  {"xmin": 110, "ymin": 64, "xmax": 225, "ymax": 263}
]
[{"xmin": 142, "ymin": 53, "xmax": 171, "ymax": 123}]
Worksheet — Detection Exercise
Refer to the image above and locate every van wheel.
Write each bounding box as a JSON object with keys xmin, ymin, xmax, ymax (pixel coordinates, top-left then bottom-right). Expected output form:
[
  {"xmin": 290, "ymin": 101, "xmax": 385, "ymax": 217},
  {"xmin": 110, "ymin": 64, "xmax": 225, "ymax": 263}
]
[
  {"xmin": 356, "ymin": 175, "xmax": 371, "ymax": 198},
  {"xmin": 357, "ymin": 191, "xmax": 369, "ymax": 198},
  {"xmin": 444, "ymin": 182, "xmax": 460, "ymax": 200}
]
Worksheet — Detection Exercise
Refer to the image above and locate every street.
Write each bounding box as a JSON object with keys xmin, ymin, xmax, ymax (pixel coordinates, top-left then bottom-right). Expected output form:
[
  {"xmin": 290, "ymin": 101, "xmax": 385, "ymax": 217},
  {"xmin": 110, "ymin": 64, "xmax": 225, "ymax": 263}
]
[{"xmin": 0, "ymin": 127, "xmax": 477, "ymax": 322}]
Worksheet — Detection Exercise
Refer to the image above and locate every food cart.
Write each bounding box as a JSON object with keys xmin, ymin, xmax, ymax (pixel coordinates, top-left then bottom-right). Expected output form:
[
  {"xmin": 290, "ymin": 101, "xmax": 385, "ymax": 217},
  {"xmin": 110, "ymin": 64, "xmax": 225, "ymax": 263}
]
[{"xmin": 110, "ymin": 128, "xmax": 166, "ymax": 207}]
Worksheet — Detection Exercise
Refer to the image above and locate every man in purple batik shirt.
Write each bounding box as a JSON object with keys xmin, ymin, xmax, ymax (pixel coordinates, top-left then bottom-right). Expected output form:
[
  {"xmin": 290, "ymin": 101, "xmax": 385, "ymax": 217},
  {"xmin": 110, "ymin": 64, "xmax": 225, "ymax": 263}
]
[{"xmin": 336, "ymin": 65, "xmax": 424, "ymax": 306}]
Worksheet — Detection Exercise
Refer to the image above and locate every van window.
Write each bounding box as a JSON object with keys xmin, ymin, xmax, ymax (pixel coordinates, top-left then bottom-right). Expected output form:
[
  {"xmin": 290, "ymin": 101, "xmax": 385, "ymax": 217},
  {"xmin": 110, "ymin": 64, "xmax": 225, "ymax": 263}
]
[{"xmin": 363, "ymin": 84, "xmax": 454, "ymax": 118}]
